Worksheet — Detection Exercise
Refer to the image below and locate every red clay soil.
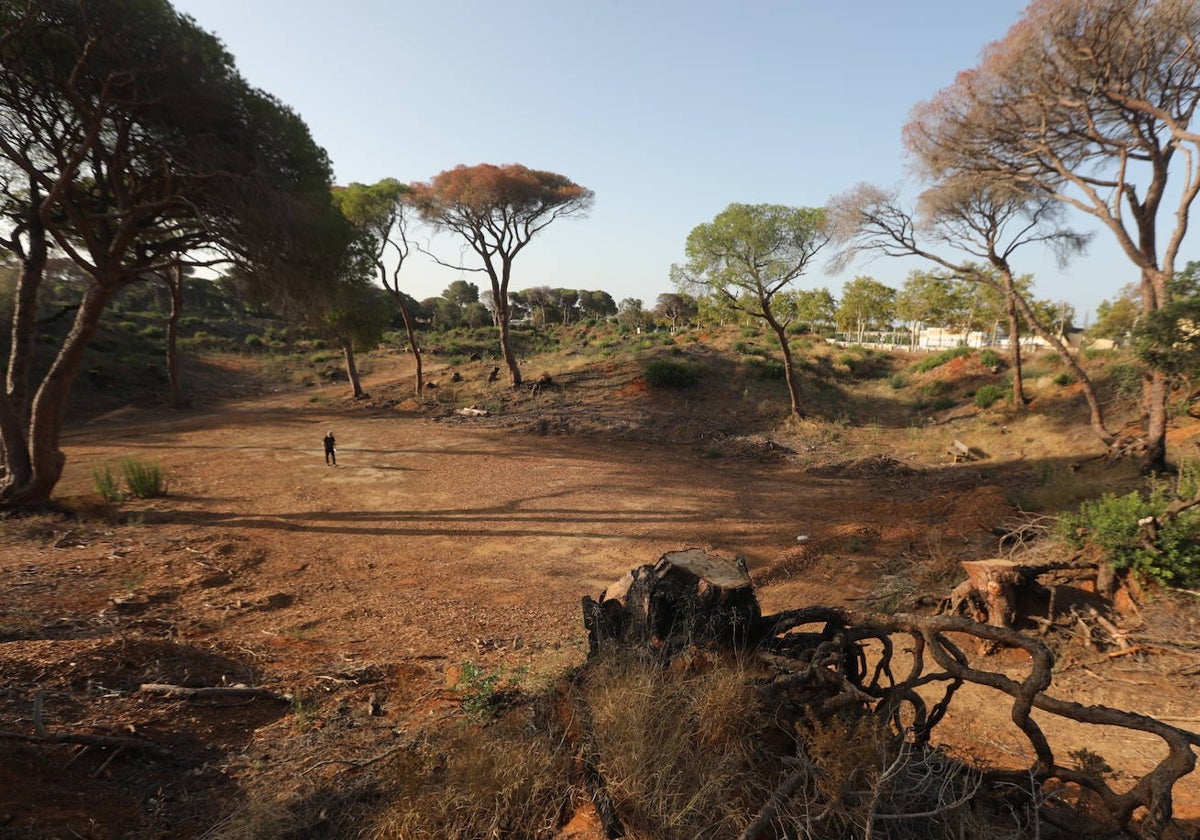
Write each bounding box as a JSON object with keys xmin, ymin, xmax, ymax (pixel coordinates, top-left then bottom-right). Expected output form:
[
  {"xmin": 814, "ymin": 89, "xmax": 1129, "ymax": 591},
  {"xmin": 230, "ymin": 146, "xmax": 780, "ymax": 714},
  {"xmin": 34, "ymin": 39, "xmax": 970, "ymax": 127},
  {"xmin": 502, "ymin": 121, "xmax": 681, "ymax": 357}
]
[{"xmin": 0, "ymin": 352, "xmax": 1197, "ymax": 837}]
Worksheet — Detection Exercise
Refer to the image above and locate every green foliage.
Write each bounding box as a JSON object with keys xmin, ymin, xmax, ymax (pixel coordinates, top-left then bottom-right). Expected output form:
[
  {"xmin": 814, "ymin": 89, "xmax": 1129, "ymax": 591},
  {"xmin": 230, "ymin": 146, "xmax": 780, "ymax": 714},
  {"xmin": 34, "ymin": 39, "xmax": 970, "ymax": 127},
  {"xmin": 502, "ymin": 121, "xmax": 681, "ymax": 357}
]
[
  {"xmin": 121, "ymin": 458, "xmax": 167, "ymax": 499},
  {"xmin": 454, "ymin": 661, "xmax": 524, "ymax": 722},
  {"xmin": 889, "ymin": 373, "xmax": 908, "ymax": 390},
  {"xmin": 1107, "ymin": 362, "xmax": 1144, "ymax": 403},
  {"xmin": 1053, "ymin": 371, "xmax": 1074, "ymax": 386},
  {"xmin": 1058, "ymin": 467, "xmax": 1200, "ymax": 587},
  {"xmin": 744, "ymin": 356, "xmax": 785, "ymax": 380},
  {"xmin": 92, "ymin": 463, "xmax": 122, "ymax": 501},
  {"xmin": 643, "ymin": 359, "xmax": 701, "ymax": 388},
  {"xmin": 930, "ymin": 396, "xmax": 957, "ymax": 411},
  {"xmin": 979, "ymin": 348, "xmax": 1001, "ymax": 368},
  {"xmin": 973, "ymin": 384, "xmax": 1005, "ymax": 409},
  {"xmin": 912, "ymin": 346, "xmax": 972, "ymax": 373}
]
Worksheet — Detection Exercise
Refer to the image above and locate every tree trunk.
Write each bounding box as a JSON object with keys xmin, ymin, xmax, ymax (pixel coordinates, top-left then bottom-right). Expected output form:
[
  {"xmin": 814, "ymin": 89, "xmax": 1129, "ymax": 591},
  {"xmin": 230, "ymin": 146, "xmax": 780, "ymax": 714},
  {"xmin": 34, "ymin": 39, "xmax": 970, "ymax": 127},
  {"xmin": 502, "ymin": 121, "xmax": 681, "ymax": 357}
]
[
  {"xmin": 341, "ymin": 337, "xmax": 364, "ymax": 398},
  {"xmin": 391, "ymin": 292, "xmax": 423, "ymax": 395},
  {"xmin": 2, "ymin": 283, "xmax": 115, "ymax": 506},
  {"xmin": 1003, "ymin": 289, "xmax": 1026, "ymax": 406},
  {"xmin": 1142, "ymin": 369, "xmax": 1171, "ymax": 474},
  {"xmin": 769, "ymin": 318, "xmax": 803, "ymax": 418},
  {"xmin": 1009, "ymin": 288, "xmax": 1112, "ymax": 445},
  {"xmin": 582, "ymin": 548, "xmax": 760, "ymax": 657},
  {"xmin": 7, "ymin": 193, "xmax": 46, "ymax": 420},
  {"xmin": 165, "ymin": 264, "xmax": 186, "ymax": 406}
]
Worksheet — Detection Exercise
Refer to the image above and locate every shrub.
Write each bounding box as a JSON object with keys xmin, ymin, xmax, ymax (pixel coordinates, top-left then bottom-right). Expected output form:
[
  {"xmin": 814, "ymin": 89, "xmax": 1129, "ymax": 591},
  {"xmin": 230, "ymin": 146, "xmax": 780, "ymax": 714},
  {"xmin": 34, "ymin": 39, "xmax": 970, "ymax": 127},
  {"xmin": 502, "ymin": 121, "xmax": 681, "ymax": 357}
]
[
  {"xmin": 1053, "ymin": 371, "xmax": 1074, "ymax": 386},
  {"xmin": 745, "ymin": 356, "xmax": 785, "ymax": 380},
  {"xmin": 643, "ymin": 359, "xmax": 701, "ymax": 388},
  {"xmin": 979, "ymin": 348, "xmax": 1001, "ymax": 368},
  {"xmin": 121, "ymin": 458, "xmax": 167, "ymax": 499},
  {"xmin": 1058, "ymin": 473, "xmax": 1200, "ymax": 587},
  {"xmin": 973, "ymin": 384, "xmax": 1005, "ymax": 409},
  {"xmin": 889, "ymin": 373, "xmax": 908, "ymax": 390},
  {"xmin": 930, "ymin": 396, "xmax": 957, "ymax": 411},
  {"xmin": 1108, "ymin": 362, "xmax": 1144, "ymax": 403}
]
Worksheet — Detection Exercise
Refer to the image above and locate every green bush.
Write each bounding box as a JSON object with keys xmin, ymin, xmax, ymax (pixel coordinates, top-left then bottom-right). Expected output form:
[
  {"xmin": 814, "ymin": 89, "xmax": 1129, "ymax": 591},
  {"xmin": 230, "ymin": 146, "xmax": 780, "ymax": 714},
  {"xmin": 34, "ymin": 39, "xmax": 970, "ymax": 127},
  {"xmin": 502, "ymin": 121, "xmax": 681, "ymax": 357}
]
[
  {"xmin": 1108, "ymin": 362, "xmax": 1144, "ymax": 402},
  {"xmin": 643, "ymin": 359, "xmax": 701, "ymax": 388},
  {"xmin": 889, "ymin": 373, "xmax": 908, "ymax": 390},
  {"xmin": 973, "ymin": 384, "xmax": 1005, "ymax": 409},
  {"xmin": 912, "ymin": 347, "xmax": 972, "ymax": 373},
  {"xmin": 1058, "ymin": 474, "xmax": 1200, "ymax": 587},
  {"xmin": 979, "ymin": 349, "xmax": 1001, "ymax": 368},
  {"xmin": 745, "ymin": 356, "xmax": 785, "ymax": 380},
  {"xmin": 121, "ymin": 458, "xmax": 167, "ymax": 499},
  {"xmin": 1053, "ymin": 371, "xmax": 1074, "ymax": 386}
]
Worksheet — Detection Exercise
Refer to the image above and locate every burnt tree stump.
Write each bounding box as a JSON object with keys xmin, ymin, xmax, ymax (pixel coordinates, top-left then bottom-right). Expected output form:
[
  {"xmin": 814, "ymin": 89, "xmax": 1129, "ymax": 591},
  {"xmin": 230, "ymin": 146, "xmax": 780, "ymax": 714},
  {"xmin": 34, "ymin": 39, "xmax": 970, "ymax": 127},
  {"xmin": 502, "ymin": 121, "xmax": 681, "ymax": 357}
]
[{"xmin": 582, "ymin": 548, "xmax": 761, "ymax": 657}]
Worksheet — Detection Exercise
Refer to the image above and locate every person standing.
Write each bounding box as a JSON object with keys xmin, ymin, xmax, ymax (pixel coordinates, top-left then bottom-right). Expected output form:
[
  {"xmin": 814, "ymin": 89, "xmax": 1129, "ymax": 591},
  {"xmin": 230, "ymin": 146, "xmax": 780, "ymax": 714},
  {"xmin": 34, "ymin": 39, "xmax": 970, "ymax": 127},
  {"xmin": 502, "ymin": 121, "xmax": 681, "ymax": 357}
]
[{"xmin": 323, "ymin": 430, "xmax": 337, "ymax": 466}]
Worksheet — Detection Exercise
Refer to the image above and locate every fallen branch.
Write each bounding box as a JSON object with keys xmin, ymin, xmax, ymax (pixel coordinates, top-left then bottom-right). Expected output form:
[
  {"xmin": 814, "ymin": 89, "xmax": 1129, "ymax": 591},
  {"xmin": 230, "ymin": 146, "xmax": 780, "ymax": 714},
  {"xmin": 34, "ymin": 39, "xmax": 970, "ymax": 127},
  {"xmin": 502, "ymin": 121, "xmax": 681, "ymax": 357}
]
[
  {"xmin": 0, "ymin": 729, "xmax": 172, "ymax": 760},
  {"xmin": 138, "ymin": 683, "xmax": 291, "ymax": 703}
]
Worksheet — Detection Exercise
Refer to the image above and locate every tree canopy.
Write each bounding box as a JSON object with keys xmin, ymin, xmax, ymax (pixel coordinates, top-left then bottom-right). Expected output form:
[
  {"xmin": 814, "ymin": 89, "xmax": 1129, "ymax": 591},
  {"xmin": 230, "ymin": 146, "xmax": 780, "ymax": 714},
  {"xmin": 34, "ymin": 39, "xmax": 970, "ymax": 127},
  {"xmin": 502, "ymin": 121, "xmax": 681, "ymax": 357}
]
[
  {"xmin": 408, "ymin": 163, "xmax": 594, "ymax": 386},
  {"xmin": 678, "ymin": 203, "xmax": 829, "ymax": 417},
  {"xmin": 0, "ymin": 0, "xmax": 335, "ymax": 505}
]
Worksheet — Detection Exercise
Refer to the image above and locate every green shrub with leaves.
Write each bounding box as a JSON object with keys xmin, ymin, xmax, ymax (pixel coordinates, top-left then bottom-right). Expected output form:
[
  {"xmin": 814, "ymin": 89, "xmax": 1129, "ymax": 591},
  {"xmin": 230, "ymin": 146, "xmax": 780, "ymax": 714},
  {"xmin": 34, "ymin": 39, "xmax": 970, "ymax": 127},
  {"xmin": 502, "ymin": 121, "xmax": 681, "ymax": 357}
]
[
  {"xmin": 973, "ymin": 384, "xmax": 1005, "ymax": 409},
  {"xmin": 121, "ymin": 458, "xmax": 167, "ymax": 499},
  {"xmin": 745, "ymin": 356, "xmax": 785, "ymax": 380},
  {"xmin": 643, "ymin": 359, "xmax": 701, "ymax": 388},
  {"xmin": 979, "ymin": 348, "xmax": 1001, "ymax": 368},
  {"xmin": 1058, "ymin": 469, "xmax": 1200, "ymax": 587}
]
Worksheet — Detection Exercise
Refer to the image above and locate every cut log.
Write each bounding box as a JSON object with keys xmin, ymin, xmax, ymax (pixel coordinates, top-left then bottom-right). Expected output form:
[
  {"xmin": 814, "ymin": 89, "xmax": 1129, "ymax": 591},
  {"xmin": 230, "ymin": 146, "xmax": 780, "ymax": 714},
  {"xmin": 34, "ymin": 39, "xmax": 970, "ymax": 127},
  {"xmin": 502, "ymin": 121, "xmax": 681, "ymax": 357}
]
[
  {"xmin": 960, "ymin": 559, "xmax": 1023, "ymax": 628},
  {"xmin": 582, "ymin": 548, "xmax": 760, "ymax": 657}
]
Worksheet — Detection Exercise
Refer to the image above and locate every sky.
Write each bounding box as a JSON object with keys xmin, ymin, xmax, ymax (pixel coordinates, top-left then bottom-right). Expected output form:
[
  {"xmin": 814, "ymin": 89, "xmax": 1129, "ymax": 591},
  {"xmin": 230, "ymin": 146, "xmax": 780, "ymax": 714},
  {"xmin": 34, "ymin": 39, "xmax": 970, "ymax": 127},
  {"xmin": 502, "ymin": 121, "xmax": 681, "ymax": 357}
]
[{"xmin": 168, "ymin": 0, "xmax": 1163, "ymax": 325}]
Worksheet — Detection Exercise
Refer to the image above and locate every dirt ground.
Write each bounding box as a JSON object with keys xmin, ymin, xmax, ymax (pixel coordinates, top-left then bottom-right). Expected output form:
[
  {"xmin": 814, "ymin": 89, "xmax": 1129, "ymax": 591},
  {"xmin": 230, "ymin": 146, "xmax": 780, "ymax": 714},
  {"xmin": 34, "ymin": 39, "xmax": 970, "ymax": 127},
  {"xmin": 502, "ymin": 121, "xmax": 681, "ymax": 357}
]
[{"xmin": 1, "ymin": 351, "xmax": 1198, "ymax": 838}]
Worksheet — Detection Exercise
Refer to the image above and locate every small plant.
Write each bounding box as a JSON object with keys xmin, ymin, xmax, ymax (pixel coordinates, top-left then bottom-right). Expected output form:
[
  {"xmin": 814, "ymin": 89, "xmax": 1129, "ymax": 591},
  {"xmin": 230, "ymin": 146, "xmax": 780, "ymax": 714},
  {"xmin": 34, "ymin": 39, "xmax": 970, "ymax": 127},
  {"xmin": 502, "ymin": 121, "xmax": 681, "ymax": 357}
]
[
  {"xmin": 744, "ymin": 356, "xmax": 785, "ymax": 380},
  {"xmin": 1053, "ymin": 371, "xmax": 1074, "ymax": 386},
  {"xmin": 888, "ymin": 372, "xmax": 908, "ymax": 390},
  {"xmin": 92, "ymin": 463, "xmax": 123, "ymax": 501},
  {"xmin": 643, "ymin": 358, "xmax": 701, "ymax": 388},
  {"xmin": 973, "ymin": 384, "xmax": 1005, "ymax": 408},
  {"xmin": 121, "ymin": 458, "xmax": 167, "ymax": 498},
  {"xmin": 455, "ymin": 661, "xmax": 523, "ymax": 721}
]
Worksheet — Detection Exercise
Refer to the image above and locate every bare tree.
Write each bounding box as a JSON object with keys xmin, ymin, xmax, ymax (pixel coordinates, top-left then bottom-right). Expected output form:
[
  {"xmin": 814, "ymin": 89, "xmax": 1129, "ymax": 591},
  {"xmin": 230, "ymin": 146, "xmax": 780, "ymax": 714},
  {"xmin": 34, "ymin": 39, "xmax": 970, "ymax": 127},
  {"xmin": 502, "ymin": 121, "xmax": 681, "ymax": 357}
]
[
  {"xmin": 903, "ymin": 0, "xmax": 1200, "ymax": 472},
  {"xmin": 830, "ymin": 181, "xmax": 1110, "ymax": 439}
]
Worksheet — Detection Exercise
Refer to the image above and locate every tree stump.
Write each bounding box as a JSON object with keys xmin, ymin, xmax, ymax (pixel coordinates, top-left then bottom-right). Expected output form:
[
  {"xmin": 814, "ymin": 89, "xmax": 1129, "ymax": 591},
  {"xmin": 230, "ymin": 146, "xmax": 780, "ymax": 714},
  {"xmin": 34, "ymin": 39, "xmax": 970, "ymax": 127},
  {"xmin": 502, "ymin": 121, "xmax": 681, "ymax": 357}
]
[
  {"xmin": 582, "ymin": 548, "xmax": 761, "ymax": 657},
  {"xmin": 952, "ymin": 559, "xmax": 1025, "ymax": 628}
]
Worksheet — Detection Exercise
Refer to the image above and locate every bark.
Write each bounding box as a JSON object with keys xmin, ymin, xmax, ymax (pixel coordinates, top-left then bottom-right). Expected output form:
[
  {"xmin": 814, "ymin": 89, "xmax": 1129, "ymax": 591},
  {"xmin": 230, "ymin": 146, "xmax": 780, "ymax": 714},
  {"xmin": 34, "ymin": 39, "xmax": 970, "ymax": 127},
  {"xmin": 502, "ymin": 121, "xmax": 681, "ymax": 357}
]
[
  {"xmin": 390, "ymin": 293, "xmax": 423, "ymax": 395},
  {"xmin": 6, "ymin": 194, "xmax": 46, "ymax": 422},
  {"xmin": 165, "ymin": 264, "xmax": 185, "ymax": 405},
  {"xmin": 2, "ymin": 283, "xmax": 116, "ymax": 506},
  {"xmin": 582, "ymin": 548, "xmax": 760, "ymax": 657},
  {"xmin": 766, "ymin": 315, "xmax": 803, "ymax": 418},
  {"xmin": 1002, "ymin": 289, "xmax": 1026, "ymax": 406},
  {"xmin": 1009, "ymin": 289, "xmax": 1112, "ymax": 445},
  {"xmin": 340, "ymin": 337, "xmax": 364, "ymax": 398}
]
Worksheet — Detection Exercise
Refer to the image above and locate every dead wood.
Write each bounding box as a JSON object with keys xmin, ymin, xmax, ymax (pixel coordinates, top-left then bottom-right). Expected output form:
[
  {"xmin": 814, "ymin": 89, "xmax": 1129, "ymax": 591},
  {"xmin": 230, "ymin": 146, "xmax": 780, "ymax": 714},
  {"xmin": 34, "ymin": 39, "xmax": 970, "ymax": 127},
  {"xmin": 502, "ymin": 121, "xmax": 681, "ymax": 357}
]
[
  {"xmin": 138, "ymin": 683, "xmax": 291, "ymax": 703},
  {"xmin": 580, "ymin": 551, "xmax": 1200, "ymax": 839}
]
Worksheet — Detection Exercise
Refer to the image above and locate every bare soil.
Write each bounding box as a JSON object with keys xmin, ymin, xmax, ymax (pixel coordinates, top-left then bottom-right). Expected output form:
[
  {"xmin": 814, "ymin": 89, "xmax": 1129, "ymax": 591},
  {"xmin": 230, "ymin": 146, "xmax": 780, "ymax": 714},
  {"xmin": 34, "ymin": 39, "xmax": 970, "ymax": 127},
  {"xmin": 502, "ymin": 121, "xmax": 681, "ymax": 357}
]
[{"xmin": 1, "ymin": 349, "xmax": 1198, "ymax": 838}]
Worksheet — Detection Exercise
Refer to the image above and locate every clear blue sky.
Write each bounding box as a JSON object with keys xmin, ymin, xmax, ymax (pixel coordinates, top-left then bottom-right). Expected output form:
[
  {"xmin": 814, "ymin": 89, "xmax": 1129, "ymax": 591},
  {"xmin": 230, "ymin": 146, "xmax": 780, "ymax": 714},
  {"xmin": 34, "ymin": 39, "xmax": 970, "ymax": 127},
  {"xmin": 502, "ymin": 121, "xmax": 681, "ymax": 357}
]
[{"xmin": 170, "ymin": 0, "xmax": 1159, "ymax": 325}]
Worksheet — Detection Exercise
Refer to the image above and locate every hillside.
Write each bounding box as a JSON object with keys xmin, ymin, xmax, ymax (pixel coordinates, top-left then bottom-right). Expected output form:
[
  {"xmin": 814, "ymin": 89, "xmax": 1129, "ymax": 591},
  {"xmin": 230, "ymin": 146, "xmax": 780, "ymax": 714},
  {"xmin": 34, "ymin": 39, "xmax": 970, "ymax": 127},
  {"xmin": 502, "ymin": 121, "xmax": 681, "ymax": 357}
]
[{"xmin": 1, "ymin": 331, "xmax": 1198, "ymax": 839}]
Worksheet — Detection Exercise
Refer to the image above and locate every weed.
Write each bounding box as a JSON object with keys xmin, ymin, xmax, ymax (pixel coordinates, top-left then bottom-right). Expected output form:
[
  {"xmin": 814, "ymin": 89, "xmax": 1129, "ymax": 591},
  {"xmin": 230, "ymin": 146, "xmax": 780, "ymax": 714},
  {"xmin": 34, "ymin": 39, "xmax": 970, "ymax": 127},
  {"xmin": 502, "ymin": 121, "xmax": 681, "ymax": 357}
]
[
  {"xmin": 979, "ymin": 348, "xmax": 1001, "ymax": 368},
  {"xmin": 121, "ymin": 458, "xmax": 167, "ymax": 498},
  {"xmin": 889, "ymin": 372, "xmax": 908, "ymax": 390},
  {"xmin": 1053, "ymin": 371, "xmax": 1074, "ymax": 386},
  {"xmin": 92, "ymin": 463, "xmax": 123, "ymax": 501},
  {"xmin": 455, "ymin": 661, "xmax": 524, "ymax": 721}
]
